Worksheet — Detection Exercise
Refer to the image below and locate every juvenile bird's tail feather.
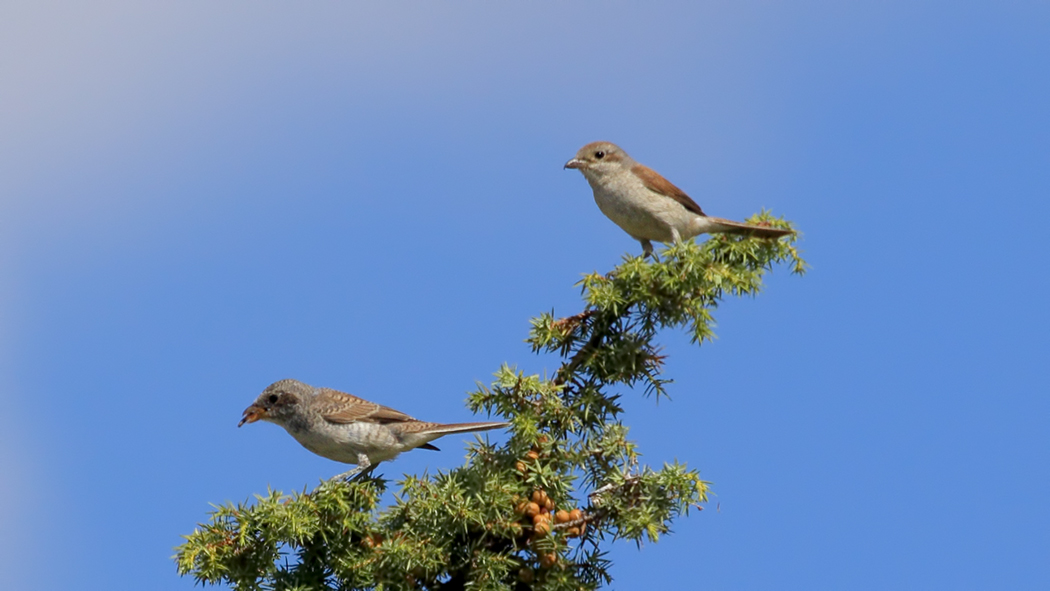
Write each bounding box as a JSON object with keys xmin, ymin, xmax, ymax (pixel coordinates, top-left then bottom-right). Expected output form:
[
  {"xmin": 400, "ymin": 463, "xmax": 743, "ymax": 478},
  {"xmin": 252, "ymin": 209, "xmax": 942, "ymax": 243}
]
[
  {"xmin": 426, "ymin": 421, "xmax": 510, "ymax": 435},
  {"xmin": 413, "ymin": 421, "xmax": 508, "ymax": 452}
]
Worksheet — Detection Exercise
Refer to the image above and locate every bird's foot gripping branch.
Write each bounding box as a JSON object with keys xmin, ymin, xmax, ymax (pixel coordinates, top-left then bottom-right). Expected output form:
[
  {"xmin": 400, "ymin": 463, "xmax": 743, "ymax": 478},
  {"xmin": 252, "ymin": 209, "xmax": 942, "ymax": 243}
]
[{"xmin": 175, "ymin": 214, "xmax": 804, "ymax": 591}]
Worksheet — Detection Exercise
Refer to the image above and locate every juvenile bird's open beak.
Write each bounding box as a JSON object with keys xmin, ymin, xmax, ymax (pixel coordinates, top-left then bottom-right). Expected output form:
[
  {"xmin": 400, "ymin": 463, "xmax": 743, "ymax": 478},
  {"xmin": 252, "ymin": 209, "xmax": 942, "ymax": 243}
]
[
  {"xmin": 238, "ymin": 404, "xmax": 267, "ymax": 427},
  {"xmin": 564, "ymin": 158, "xmax": 584, "ymax": 169}
]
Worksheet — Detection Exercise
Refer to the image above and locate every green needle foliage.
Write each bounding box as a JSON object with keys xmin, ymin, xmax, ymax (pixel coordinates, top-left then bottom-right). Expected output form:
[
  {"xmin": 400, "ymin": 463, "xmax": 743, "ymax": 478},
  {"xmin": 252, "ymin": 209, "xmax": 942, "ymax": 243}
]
[{"xmin": 176, "ymin": 212, "xmax": 805, "ymax": 591}]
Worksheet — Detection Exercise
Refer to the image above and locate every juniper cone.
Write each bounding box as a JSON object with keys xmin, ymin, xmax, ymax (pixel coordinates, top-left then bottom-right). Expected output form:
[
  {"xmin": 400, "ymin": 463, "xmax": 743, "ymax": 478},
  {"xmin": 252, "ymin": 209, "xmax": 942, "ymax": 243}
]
[
  {"xmin": 239, "ymin": 379, "xmax": 509, "ymax": 480},
  {"xmin": 565, "ymin": 141, "xmax": 793, "ymax": 257}
]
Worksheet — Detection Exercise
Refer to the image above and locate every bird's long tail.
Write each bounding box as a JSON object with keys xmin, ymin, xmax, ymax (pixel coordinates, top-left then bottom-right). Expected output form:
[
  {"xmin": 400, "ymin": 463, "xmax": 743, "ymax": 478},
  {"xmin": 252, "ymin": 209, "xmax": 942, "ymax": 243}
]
[
  {"xmin": 698, "ymin": 216, "xmax": 794, "ymax": 238},
  {"xmin": 426, "ymin": 421, "xmax": 510, "ymax": 435},
  {"xmin": 413, "ymin": 421, "xmax": 509, "ymax": 452}
]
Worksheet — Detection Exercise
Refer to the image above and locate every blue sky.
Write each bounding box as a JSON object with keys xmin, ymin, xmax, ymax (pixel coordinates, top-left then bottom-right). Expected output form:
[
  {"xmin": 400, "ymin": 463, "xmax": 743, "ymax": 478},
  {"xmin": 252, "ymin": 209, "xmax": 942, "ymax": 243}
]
[{"xmin": 2, "ymin": 2, "xmax": 1048, "ymax": 589}]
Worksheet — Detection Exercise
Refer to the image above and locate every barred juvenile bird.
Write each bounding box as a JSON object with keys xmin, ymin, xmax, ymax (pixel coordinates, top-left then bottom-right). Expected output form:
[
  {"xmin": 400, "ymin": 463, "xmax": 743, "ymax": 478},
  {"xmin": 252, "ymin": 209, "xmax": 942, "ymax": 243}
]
[
  {"xmin": 565, "ymin": 141, "xmax": 793, "ymax": 257},
  {"xmin": 239, "ymin": 379, "xmax": 508, "ymax": 480}
]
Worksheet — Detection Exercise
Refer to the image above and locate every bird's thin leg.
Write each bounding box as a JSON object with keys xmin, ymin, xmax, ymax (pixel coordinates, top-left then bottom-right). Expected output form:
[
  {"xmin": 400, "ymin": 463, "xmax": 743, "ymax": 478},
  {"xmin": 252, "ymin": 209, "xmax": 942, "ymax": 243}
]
[
  {"xmin": 641, "ymin": 240, "xmax": 657, "ymax": 260},
  {"xmin": 357, "ymin": 463, "xmax": 380, "ymax": 481},
  {"xmin": 332, "ymin": 454, "xmax": 372, "ymax": 482},
  {"xmin": 332, "ymin": 465, "xmax": 365, "ymax": 481}
]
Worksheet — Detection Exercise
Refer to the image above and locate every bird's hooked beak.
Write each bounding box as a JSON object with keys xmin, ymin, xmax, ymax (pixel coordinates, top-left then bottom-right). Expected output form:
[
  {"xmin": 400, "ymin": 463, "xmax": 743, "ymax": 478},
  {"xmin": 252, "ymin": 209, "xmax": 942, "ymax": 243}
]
[
  {"xmin": 238, "ymin": 404, "xmax": 267, "ymax": 427},
  {"xmin": 564, "ymin": 158, "xmax": 584, "ymax": 170}
]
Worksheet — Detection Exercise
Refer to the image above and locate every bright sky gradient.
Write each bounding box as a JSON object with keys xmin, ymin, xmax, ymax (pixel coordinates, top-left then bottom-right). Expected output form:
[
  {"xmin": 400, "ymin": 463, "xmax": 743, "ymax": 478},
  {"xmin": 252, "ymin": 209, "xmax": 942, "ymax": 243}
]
[{"xmin": 2, "ymin": 2, "xmax": 1048, "ymax": 589}]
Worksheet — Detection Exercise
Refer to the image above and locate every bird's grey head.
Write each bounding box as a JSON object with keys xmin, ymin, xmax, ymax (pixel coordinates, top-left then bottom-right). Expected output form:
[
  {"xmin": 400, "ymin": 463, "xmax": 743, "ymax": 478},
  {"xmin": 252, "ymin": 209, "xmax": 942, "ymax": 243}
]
[
  {"xmin": 238, "ymin": 378, "xmax": 313, "ymax": 427},
  {"xmin": 564, "ymin": 141, "xmax": 631, "ymax": 179}
]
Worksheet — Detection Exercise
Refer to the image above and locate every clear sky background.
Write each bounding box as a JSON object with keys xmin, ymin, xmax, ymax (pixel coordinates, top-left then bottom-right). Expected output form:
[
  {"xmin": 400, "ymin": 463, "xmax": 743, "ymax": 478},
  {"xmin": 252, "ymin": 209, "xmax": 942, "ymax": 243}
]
[{"xmin": 1, "ymin": 2, "xmax": 1048, "ymax": 589}]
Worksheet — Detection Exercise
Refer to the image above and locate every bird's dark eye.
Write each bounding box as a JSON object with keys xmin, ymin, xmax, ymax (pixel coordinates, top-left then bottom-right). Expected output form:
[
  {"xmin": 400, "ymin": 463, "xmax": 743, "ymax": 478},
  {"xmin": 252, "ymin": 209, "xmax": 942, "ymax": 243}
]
[
  {"xmin": 595, "ymin": 151, "xmax": 605, "ymax": 159},
  {"xmin": 268, "ymin": 394, "xmax": 279, "ymax": 404}
]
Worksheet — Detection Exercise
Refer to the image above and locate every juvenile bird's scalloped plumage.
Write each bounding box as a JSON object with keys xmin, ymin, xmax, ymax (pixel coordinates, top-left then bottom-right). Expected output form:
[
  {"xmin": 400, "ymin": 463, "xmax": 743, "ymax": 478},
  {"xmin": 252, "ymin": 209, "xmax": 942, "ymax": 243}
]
[
  {"xmin": 564, "ymin": 141, "xmax": 792, "ymax": 257},
  {"xmin": 311, "ymin": 387, "xmax": 418, "ymax": 424}
]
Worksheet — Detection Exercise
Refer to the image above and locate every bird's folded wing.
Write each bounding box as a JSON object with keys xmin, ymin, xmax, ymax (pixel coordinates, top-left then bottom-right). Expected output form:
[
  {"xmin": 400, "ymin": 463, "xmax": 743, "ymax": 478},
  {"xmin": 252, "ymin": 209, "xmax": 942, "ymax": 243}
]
[
  {"xmin": 314, "ymin": 387, "xmax": 418, "ymax": 424},
  {"xmin": 631, "ymin": 164, "xmax": 706, "ymax": 216}
]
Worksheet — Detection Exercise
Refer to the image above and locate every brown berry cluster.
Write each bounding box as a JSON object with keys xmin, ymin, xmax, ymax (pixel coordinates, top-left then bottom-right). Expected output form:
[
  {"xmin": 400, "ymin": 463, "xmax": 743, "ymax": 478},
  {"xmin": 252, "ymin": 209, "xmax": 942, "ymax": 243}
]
[
  {"xmin": 511, "ymin": 440, "xmax": 590, "ymax": 578},
  {"xmin": 513, "ymin": 488, "xmax": 589, "ymax": 572}
]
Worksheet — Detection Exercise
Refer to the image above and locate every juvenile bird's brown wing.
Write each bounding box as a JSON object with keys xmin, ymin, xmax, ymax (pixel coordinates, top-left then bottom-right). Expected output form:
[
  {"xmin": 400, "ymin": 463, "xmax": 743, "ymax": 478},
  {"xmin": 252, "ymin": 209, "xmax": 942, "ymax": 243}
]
[
  {"xmin": 631, "ymin": 164, "xmax": 706, "ymax": 216},
  {"xmin": 313, "ymin": 387, "xmax": 418, "ymax": 425}
]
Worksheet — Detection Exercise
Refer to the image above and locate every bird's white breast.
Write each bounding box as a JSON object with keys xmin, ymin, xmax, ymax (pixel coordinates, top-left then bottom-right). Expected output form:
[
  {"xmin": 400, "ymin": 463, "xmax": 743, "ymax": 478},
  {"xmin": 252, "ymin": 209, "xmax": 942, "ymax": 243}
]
[
  {"xmin": 286, "ymin": 420, "xmax": 407, "ymax": 465},
  {"xmin": 585, "ymin": 170, "xmax": 701, "ymax": 243}
]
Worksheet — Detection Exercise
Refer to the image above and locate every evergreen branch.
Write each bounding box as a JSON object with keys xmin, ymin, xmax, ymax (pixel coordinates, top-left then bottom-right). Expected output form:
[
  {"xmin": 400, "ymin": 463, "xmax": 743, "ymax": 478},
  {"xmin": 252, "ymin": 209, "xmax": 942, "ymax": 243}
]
[{"xmin": 176, "ymin": 217, "xmax": 805, "ymax": 590}]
